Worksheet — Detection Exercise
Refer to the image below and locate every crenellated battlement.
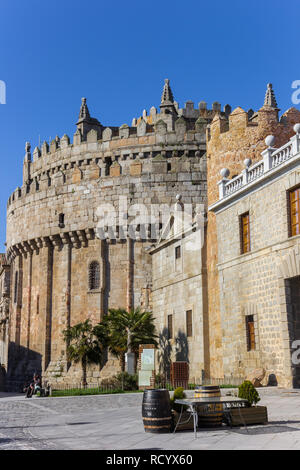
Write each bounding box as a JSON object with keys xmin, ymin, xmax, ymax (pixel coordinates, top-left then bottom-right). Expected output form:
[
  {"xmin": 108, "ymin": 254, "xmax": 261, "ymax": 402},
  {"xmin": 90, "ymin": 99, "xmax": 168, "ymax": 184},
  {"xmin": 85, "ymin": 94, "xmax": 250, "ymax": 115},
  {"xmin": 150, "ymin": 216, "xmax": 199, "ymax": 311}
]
[
  {"xmin": 207, "ymin": 105, "xmax": 300, "ymax": 139},
  {"xmin": 6, "ymin": 79, "xmax": 209, "ymax": 253},
  {"xmin": 206, "ymin": 83, "xmax": 300, "ymax": 206},
  {"xmin": 208, "ymin": 84, "xmax": 300, "ymax": 142},
  {"xmin": 133, "ymin": 99, "xmax": 231, "ymax": 128},
  {"xmin": 10, "ymin": 79, "xmax": 219, "ymax": 208}
]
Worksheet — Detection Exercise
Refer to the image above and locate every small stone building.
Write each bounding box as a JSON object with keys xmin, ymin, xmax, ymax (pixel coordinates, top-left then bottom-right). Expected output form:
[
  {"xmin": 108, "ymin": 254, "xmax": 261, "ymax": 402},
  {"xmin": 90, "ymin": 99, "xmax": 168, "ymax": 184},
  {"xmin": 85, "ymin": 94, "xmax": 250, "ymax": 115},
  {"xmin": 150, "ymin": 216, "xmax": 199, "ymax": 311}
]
[
  {"xmin": 150, "ymin": 201, "xmax": 207, "ymax": 382},
  {"xmin": 209, "ymin": 125, "xmax": 300, "ymax": 387}
]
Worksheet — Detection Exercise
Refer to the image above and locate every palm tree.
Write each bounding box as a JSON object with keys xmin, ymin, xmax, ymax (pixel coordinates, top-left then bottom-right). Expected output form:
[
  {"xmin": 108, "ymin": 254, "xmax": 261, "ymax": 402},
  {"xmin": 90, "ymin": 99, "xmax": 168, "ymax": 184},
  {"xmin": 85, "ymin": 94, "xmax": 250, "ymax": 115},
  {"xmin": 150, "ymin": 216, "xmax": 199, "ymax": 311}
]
[
  {"xmin": 62, "ymin": 319, "xmax": 104, "ymax": 386},
  {"xmin": 98, "ymin": 308, "xmax": 158, "ymax": 372}
]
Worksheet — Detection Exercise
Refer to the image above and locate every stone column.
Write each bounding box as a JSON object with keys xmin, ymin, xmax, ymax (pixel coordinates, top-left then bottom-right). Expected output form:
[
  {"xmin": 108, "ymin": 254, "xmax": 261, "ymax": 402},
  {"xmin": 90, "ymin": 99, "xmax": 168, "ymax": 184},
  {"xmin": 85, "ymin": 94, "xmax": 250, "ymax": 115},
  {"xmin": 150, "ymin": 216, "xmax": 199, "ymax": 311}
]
[
  {"xmin": 13, "ymin": 248, "xmax": 24, "ymax": 348},
  {"xmin": 50, "ymin": 234, "xmax": 71, "ymax": 369},
  {"xmin": 41, "ymin": 237, "xmax": 54, "ymax": 371},
  {"xmin": 100, "ymin": 239, "xmax": 106, "ymax": 320},
  {"xmin": 24, "ymin": 242, "xmax": 34, "ymax": 351}
]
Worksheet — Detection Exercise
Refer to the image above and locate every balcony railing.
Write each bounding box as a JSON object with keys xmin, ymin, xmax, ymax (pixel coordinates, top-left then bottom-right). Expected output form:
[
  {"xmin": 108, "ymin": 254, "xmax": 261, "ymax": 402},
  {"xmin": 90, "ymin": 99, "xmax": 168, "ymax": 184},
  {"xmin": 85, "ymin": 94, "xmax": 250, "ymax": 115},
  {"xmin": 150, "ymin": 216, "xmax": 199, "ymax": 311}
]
[{"xmin": 217, "ymin": 124, "xmax": 300, "ymax": 201}]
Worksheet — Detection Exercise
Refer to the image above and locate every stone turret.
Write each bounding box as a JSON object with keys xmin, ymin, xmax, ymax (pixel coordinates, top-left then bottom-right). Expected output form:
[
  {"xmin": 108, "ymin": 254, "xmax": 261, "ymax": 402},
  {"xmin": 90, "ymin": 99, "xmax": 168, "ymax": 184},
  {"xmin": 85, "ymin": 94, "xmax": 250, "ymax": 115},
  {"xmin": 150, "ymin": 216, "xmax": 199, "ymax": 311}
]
[
  {"xmin": 78, "ymin": 97, "xmax": 91, "ymax": 120},
  {"xmin": 160, "ymin": 78, "xmax": 178, "ymax": 116},
  {"xmin": 263, "ymin": 83, "xmax": 279, "ymax": 109},
  {"xmin": 23, "ymin": 142, "xmax": 31, "ymax": 188},
  {"xmin": 76, "ymin": 97, "xmax": 103, "ymax": 141},
  {"xmin": 5, "ymin": 80, "xmax": 210, "ymax": 388}
]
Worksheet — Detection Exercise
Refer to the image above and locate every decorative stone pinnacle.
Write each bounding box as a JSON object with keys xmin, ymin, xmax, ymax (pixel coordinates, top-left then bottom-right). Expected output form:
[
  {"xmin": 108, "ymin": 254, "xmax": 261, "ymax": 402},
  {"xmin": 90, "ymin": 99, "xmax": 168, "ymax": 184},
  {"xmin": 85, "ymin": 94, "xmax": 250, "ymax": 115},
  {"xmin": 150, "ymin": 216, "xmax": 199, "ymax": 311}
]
[
  {"xmin": 263, "ymin": 83, "xmax": 278, "ymax": 109},
  {"xmin": 78, "ymin": 97, "xmax": 90, "ymax": 121},
  {"xmin": 24, "ymin": 141, "xmax": 31, "ymax": 162},
  {"xmin": 294, "ymin": 123, "xmax": 300, "ymax": 135},
  {"xmin": 161, "ymin": 78, "xmax": 174, "ymax": 104},
  {"xmin": 220, "ymin": 168, "xmax": 230, "ymax": 178},
  {"xmin": 265, "ymin": 135, "xmax": 275, "ymax": 147}
]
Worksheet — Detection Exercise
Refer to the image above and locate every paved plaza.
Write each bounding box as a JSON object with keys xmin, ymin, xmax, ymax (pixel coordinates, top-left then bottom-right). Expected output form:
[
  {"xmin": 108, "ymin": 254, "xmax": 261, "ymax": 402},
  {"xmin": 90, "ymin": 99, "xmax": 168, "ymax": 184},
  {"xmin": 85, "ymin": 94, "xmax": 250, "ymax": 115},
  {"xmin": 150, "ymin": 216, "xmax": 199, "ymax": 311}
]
[{"xmin": 1, "ymin": 388, "xmax": 300, "ymax": 450}]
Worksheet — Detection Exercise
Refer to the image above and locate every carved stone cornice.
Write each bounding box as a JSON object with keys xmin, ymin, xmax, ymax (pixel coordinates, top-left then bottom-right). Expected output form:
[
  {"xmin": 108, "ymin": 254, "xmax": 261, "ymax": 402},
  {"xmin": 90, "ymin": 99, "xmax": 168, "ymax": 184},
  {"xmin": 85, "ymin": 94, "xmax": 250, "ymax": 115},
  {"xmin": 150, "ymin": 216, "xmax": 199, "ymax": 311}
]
[
  {"xmin": 70, "ymin": 231, "xmax": 80, "ymax": 248},
  {"xmin": 50, "ymin": 234, "xmax": 63, "ymax": 248},
  {"xmin": 16, "ymin": 243, "xmax": 26, "ymax": 255},
  {"xmin": 7, "ymin": 224, "xmax": 147, "ymax": 257},
  {"xmin": 62, "ymin": 232, "xmax": 72, "ymax": 245},
  {"xmin": 86, "ymin": 228, "xmax": 95, "ymax": 240},
  {"xmin": 42, "ymin": 236, "xmax": 53, "ymax": 248},
  {"xmin": 23, "ymin": 241, "xmax": 33, "ymax": 254},
  {"xmin": 77, "ymin": 230, "xmax": 88, "ymax": 247}
]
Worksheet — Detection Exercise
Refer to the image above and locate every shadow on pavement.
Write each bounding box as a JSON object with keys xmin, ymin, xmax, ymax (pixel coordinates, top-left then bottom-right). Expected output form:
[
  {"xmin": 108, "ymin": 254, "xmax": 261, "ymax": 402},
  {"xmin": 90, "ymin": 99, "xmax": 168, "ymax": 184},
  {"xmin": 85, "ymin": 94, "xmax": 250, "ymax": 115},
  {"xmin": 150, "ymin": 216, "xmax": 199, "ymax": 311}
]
[{"xmin": 229, "ymin": 424, "xmax": 300, "ymax": 435}]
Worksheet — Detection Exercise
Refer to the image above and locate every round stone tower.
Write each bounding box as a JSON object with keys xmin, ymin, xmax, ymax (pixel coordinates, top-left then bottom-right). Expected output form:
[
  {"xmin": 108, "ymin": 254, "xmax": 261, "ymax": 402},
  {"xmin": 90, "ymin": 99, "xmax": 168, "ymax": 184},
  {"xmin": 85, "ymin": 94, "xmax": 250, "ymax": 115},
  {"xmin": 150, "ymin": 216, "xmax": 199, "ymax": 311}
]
[{"xmin": 5, "ymin": 80, "xmax": 226, "ymax": 387}]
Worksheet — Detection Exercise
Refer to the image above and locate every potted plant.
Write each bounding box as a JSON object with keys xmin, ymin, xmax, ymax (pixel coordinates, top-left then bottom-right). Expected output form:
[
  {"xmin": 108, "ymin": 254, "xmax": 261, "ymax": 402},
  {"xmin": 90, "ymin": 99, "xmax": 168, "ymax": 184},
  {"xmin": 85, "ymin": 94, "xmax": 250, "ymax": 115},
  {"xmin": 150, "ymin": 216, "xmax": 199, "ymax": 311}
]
[
  {"xmin": 229, "ymin": 380, "xmax": 268, "ymax": 426},
  {"xmin": 170, "ymin": 387, "xmax": 194, "ymax": 431}
]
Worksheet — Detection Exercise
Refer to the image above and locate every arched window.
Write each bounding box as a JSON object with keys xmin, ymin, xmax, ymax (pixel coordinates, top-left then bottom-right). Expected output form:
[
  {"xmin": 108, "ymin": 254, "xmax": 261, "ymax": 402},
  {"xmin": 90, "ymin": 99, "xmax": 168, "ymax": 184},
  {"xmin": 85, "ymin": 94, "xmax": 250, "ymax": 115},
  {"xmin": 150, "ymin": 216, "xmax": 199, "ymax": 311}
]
[{"xmin": 89, "ymin": 261, "xmax": 100, "ymax": 290}]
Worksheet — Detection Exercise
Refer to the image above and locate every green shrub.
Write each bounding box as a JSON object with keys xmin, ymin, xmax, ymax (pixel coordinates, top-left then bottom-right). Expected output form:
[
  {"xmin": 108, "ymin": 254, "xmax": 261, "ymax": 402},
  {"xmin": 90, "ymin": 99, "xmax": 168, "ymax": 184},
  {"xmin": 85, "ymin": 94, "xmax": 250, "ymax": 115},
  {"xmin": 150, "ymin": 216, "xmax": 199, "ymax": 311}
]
[
  {"xmin": 238, "ymin": 380, "xmax": 260, "ymax": 406},
  {"xmin": 100, "ymin": 372, "xmax": 138, "ymax": 391},
  {"xmin": 115, "ymin": 372, "xmax": 138, "ymax": 391},
  {"xmin": 51, "ymin": 388, "xmax": 125, "ymax": 397},
  {"xmin": 170, "ymin": 387, "xmax": 186, "ymax": 413}
]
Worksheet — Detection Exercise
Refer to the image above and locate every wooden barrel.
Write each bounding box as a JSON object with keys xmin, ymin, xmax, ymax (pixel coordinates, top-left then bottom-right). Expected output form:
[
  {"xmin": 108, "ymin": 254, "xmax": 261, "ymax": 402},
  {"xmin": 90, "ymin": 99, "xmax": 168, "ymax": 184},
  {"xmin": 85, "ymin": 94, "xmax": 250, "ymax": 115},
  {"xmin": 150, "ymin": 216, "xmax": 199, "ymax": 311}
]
[
  {"xmin": 195, "ymin": 385, "xmax": 223, "ymax": 427},
  {"xmin": 142, "ymin": 389, "xmax": 172, "ymax": 433}
]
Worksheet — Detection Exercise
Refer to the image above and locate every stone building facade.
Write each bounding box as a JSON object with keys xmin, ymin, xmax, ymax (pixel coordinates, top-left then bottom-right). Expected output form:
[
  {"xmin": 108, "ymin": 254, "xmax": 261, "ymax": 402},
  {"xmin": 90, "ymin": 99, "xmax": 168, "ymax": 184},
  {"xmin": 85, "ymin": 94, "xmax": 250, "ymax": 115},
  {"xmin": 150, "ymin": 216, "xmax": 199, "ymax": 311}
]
[
  {"xmin": 3, "ymin": 78, "xmax": 300, "ymax": 390},
  {"xmin": 209, "ymin": 125, "xmax": 300, "ymax": 387},
  {"xmin": 206, "ymin": 85, "xmax": 300, "ymax": 381},
  {"xmin": 2, "ymin": 79, "xmax": 225, "ymax": 389}
]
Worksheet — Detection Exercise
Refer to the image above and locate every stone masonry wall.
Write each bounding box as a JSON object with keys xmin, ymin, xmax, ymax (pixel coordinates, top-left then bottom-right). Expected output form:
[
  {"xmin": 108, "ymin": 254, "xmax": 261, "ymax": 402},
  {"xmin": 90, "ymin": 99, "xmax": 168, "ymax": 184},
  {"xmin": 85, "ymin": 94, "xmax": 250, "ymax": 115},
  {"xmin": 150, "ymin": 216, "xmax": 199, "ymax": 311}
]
[
  {"xmin": 5, "ymin": 116, "xmax": 208, "ymax": 387},
  {"xmin": 215, "ymin": 167, "xmax": 300, "ymax": 387},
  {"xmin": 207, "ymin": 104, "xmax": 300, "ymax": 380}
]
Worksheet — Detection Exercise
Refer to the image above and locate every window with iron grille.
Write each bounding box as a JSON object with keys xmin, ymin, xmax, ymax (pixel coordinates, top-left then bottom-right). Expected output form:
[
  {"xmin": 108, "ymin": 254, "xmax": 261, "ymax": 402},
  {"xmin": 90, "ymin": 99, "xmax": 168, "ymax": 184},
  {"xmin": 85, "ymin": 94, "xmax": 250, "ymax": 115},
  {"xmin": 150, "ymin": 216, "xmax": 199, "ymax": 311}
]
[
  {"xmin": 289, "ymin": 186, "xmax": 300, "ymax": 237},
  {"xmin": 186, "ymin": 310, "xmax": 193, "ymax": 337},
  {"xmin": 240, "ymin": 212, "xmax": 251, "ymax": 254},
  {"xmin": 167, "ymin": 314, "xmax": 173, "ymax": 339},
  {"xmin": 245, "ymin": 315, "xmax": 255, "ymax": 351},
  {"xmin": 89, "ymin": 261, "xmax": 100, "ymax": 290}
]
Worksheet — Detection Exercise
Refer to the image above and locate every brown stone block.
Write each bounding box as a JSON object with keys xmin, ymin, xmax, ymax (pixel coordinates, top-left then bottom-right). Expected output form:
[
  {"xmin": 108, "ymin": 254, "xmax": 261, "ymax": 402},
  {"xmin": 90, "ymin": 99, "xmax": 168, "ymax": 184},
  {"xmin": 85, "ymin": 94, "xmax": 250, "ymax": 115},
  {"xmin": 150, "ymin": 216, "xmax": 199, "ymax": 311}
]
[
  {"xmin": 110, "ymin": 162, "xmax": 121, "ymax": 177},
  {"xmin": 72, "ymin": 167, "xmax": 82, "ymax": 184},
  {"xmin": 130, "ymin": 161, "xmax": 142, "ymax": 176}
]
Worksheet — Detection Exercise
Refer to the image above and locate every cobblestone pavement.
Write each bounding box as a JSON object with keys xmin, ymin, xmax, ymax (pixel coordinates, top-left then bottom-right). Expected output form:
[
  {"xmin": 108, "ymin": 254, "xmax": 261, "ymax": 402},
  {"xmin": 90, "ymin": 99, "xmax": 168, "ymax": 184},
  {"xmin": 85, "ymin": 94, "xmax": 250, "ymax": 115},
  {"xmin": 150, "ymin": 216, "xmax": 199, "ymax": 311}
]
[{"xmin": 2, "ymin": 388, "xmax": 300, "ymax": 450}]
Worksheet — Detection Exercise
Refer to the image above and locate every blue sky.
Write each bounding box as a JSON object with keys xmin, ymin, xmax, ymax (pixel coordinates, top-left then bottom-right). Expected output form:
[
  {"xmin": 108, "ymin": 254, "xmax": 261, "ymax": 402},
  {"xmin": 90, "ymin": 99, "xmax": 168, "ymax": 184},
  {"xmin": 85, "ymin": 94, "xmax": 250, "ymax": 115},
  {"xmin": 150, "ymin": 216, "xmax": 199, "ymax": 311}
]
[{"xmin": 0, "ymin": 0, "xmax": 299, "ymax": 250}]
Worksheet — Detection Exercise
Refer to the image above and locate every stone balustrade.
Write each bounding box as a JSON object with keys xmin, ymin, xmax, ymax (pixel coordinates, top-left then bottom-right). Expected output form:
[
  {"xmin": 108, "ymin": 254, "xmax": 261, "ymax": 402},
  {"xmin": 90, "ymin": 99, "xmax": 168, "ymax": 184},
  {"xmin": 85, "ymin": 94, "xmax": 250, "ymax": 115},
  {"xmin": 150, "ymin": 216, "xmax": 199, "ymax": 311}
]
[{"xmin": 217, "ymin": 124, "xmax": 300, "ymax": 201}]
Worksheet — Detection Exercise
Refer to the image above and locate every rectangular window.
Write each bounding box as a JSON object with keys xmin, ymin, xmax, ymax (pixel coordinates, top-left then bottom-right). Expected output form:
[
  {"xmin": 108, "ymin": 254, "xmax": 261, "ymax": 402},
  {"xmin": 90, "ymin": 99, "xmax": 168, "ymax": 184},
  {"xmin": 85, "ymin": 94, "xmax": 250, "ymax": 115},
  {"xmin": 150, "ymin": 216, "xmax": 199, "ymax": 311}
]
[
  {"xmin": 245, "ymin": 315, "xmax": 255, "ymax": 351},
  {"xmin": 186, "ymin": 310, "xmax": 193, "ymax": 337},
  {"xmin": 240, "ymin": 212, "xmax": 251, "ymax": 254},
  {"xmin": 59, "ymin": 213, "xmax": 65, "ymax": 228},
  {"xmin": 175, "ymin": 246, "xmax": 181, "ymax": 259},
  {"xmin": 289, "ymin": 187, "xmax": 300, "ymax": 236},
  {"xmin": 167, "ymin": 314, "xmax": 173, "ymax": 339}
]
